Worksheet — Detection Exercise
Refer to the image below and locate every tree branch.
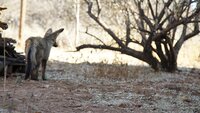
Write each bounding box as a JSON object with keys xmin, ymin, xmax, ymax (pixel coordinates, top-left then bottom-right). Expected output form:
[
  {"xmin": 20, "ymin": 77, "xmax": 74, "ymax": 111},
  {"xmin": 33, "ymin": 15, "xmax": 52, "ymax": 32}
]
[
  {"xmin": 85, "ymin": 27, "xmax": 106, "ymax": 45},
  {"xmin": 95, "ymin": 0, "xmax": 101, "ymax": 17},
  {"xmin": 76, "ymin": 44, "xmax": 122, "ymax": 51},
  {"xmin": 155, "ymin": 8, "xmax": 200, "ymax": 41},
  {"xmin": 125, "ymin": 8, "xmax": 131, "ymax": 46},
  {"xmin": 76, "ymin": 44, "xmax": 148, "ymax": 64},
  {"xmin": 137, "ymin": 1, "xmax": 154, "ymax": 31},
  {"xmin": 157, "ymin": 0, "xmax": 173, "ymax": 23},
  {"xmin": 84, "ymin": 0, "xmax": 126, "ymax": 48},
  {"xmin": 147, "ymin": 0, "xmax": 156, "ymax": 19},
  {"xmin": 130, "ymin": 9, "xmax": 149, "ymax": 46}
]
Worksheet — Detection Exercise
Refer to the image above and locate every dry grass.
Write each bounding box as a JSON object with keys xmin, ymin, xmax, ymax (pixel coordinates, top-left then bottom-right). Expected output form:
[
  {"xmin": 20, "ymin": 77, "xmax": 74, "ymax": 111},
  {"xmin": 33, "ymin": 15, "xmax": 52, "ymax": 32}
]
[{"xmin": 0, "ymin": 61, "xmax": 200, "ymax": 113}]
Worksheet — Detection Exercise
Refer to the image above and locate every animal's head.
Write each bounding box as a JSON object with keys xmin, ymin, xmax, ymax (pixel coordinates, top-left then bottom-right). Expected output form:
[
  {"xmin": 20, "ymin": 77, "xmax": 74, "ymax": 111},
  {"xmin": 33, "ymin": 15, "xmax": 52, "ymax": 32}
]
[{"xmin": 44, "ymin": 28, "xmax": 64, "ymax": 47}]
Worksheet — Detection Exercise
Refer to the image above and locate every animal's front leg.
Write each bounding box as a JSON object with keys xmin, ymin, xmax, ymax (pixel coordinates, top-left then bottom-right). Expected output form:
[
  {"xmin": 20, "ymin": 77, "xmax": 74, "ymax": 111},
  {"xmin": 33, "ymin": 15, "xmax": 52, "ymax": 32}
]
[
  {"xmin": 42, "ymin": 59, "xmax": 47, "ymax": 80},
  {"xmin": 31, "ymin": 64, "xmax": 40, "ymax": 81}
]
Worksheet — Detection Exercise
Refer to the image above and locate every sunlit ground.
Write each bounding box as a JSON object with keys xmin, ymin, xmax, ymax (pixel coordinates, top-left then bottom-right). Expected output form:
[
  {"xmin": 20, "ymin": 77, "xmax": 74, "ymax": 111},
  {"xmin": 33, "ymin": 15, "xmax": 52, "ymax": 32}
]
[{"xmin": 15, "ymin": 36, "xmax": 200, "ymax": 70}]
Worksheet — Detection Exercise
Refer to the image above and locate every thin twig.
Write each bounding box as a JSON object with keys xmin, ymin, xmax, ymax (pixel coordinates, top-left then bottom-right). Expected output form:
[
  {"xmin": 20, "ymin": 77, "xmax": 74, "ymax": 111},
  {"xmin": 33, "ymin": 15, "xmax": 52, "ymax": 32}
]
[
  {"xmin": 3, "ymin": 34, "xmax": 7, "ymax": 92},
  {"xmin": 85, "ymin": 28, "xmax": 106, "ymax": 45},
  {"xmin": 95, "ymin": 0, "xmax": 101, "ymax": 17}
]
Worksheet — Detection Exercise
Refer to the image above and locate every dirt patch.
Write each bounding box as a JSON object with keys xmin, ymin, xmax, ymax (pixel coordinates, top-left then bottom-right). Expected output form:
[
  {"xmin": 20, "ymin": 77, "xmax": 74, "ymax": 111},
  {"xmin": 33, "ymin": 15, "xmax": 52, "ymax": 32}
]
[{"xmin": 0, "ymin": 61, "xmax": 200, "ymax": 113}]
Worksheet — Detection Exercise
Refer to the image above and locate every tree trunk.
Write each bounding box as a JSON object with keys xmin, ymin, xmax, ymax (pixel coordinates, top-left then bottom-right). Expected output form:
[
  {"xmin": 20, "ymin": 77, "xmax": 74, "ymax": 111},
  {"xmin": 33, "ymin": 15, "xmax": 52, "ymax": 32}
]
[{"xmin": 146, "ymin": 55, "xmax": 160, "ymax": 71}]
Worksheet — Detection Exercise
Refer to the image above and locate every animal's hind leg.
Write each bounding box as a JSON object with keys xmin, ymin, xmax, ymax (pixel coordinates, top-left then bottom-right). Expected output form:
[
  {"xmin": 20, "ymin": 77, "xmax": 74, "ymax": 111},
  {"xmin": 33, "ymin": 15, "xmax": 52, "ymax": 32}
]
[
  {"xmin": 25, "ymin": 47, "xmax": 32, "ymax": 80},
  {"xmin": 31, "ymin": 64, "xmax": 40, "ymax": 80},
  {"xmin": 25, "ymin": 65, "xmax": 30, "ymax": 80},
  {"xmin": 41, "ymin": 59, "xmax": 47, "ymax": 80},
  {"xmin": 31, "ymin": 69, "xmax": 38, "ymax": 80}
]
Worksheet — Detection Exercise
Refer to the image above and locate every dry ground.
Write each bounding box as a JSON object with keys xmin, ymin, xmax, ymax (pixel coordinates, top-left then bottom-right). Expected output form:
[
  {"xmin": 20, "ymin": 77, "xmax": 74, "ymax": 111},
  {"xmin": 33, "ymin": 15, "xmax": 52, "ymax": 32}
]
[
  {"xmin": 0, "ymin": 60, "xmax": 200, "ymax": 113},
  {"xmin": 1, "ymin": 1, "xmax": 200, "ymax": 112}
]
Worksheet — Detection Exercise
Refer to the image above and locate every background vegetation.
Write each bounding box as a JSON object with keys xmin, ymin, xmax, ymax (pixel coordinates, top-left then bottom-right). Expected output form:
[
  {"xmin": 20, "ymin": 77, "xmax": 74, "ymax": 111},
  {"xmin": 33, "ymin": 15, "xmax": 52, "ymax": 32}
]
[{"xmin": 0, "ymin": 0, "xmax": 199, "ymax": 69}]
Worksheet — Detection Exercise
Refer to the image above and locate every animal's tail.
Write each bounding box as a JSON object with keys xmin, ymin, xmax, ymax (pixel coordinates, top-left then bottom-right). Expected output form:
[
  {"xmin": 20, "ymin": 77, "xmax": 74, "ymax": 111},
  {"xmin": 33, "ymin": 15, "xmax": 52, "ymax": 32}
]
[{"xmin": 25, "ymin": 40, "xmax": 37, "ymax": 80}]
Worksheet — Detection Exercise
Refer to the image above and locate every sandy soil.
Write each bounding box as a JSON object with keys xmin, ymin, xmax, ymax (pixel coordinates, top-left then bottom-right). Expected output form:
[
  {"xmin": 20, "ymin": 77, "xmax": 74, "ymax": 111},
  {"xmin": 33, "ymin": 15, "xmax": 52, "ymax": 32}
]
[{"xmin": 0, "ymin": 60, "xmax": 200, "ymax": 113}]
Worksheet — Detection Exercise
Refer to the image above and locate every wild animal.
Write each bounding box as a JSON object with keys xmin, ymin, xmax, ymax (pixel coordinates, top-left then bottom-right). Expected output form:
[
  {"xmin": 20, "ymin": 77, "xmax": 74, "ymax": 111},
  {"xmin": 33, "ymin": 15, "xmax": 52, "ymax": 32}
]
[{"xmin": 25, "ymin": 28, "xmax": 64, "ymax": 80}]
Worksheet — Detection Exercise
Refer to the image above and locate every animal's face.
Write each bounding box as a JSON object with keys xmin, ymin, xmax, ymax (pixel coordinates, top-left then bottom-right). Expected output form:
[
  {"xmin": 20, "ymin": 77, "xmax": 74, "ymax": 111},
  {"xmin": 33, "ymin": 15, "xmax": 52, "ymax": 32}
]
[
  {"xmin": 48, "ymin": 37, "xmax": 58, "ymax": 47},
  {"xmin": 44, "ymin": 28, "xmax": 64, "ymax": 47},
  {"xmin": 53, "ymin": 41, "xmax": 58, "ymax": 47}
]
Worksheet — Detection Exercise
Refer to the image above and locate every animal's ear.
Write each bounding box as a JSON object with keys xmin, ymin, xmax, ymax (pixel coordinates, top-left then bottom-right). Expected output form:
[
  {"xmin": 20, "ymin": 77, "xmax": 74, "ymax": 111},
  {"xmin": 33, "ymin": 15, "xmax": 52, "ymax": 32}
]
[
  {"xmin": 44, "ymin": 28, "xmax": 53, "ymax": 37},
  {"xmin": 50, "ymin": 28, "xmax": 64, "ymax": 39}
]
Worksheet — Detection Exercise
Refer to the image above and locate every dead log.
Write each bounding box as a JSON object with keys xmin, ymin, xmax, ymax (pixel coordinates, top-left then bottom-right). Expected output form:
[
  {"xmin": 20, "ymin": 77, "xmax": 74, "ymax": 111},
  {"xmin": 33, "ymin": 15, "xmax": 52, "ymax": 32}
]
[
  {"xmin": 0, "ymin": 36, "xmax": 25, "ymax": 76},
  {"xmin": 0, "ymin": 7, "xmax": 25, "ymax": 76}
]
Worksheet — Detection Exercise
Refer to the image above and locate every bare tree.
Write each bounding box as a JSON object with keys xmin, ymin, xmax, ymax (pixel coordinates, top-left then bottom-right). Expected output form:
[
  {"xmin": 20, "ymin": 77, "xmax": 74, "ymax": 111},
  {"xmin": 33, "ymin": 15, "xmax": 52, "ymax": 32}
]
[{"xmin": 77, "ymin": 0, "xmax": 200, "ymax": 72}]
